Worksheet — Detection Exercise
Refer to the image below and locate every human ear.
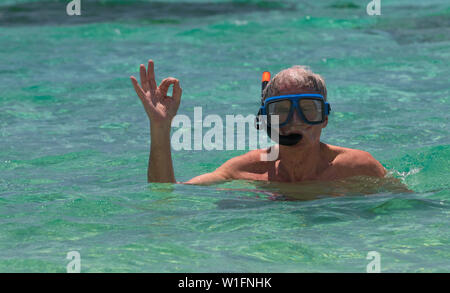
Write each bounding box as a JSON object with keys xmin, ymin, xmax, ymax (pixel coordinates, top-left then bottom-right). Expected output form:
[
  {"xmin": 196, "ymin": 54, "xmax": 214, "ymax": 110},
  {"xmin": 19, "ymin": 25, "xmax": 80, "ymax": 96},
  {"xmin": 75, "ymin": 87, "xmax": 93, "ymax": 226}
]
[{"xmin": 322, "ymin": 116, "xmax": 328, "ymax": 128}]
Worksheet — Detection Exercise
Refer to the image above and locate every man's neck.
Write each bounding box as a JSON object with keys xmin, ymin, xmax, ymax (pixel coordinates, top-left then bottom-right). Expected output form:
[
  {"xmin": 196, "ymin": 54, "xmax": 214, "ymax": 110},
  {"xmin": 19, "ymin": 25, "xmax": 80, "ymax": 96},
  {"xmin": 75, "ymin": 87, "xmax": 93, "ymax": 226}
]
[{"xmin": 277, "ymin": 142, "xmax": 324, "ymax": 182}]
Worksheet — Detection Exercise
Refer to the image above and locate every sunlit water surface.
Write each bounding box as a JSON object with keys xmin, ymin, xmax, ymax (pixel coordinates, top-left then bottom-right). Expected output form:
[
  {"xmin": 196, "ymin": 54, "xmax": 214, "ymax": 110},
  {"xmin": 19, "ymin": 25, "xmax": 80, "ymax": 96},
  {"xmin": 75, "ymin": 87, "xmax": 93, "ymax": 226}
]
[{"xmin": 0, "ymin": 0, "xmax": 449, "ymax": 272}]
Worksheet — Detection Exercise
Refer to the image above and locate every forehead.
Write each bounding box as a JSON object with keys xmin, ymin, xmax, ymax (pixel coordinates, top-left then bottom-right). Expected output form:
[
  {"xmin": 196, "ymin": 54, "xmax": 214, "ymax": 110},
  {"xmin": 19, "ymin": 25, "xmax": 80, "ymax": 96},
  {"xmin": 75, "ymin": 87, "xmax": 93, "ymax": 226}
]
[{"xmin": 276, "ymin": 85, "xmax": 320, "ymax": 96}]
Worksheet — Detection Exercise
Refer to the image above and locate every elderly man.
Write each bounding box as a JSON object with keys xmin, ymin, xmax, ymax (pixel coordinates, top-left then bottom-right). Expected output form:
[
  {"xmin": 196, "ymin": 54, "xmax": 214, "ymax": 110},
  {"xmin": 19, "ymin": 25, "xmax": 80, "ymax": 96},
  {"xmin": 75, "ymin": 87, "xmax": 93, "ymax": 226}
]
[{"xmin": 130, "ymin": 60, "xmax": 386, "ymax": 184}]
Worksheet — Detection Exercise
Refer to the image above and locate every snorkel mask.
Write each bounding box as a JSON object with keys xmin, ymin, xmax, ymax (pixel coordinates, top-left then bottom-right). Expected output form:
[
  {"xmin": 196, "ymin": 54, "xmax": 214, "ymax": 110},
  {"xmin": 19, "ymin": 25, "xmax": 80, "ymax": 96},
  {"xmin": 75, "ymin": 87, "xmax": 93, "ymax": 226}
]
[{"xmin": 255, "ymin": 71, "xmax": 331, "ymax": 146}]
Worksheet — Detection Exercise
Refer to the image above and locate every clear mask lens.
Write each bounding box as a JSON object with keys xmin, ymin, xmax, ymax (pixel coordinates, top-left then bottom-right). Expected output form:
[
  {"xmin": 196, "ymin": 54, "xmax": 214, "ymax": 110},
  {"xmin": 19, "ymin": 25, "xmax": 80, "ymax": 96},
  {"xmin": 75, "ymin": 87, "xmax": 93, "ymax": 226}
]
[
  {"xmin": 267, "ymin": 98, "xmax": 323, "ymax": 125},
  {"xmin": 299, "ymin": 99, "xmax": 323, "ymax": 122},
  {"xmin": 267, "ymin": 100, "xmax": 291, "ymax": 125}
]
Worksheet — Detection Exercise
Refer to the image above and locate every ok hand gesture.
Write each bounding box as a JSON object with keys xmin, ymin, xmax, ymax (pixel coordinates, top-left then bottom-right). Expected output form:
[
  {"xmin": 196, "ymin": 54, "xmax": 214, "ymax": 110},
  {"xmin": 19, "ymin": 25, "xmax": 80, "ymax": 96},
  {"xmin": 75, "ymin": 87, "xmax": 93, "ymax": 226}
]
[{"xmin": 130, "ymin": 60, "xmax": 182, "ymax": 126}]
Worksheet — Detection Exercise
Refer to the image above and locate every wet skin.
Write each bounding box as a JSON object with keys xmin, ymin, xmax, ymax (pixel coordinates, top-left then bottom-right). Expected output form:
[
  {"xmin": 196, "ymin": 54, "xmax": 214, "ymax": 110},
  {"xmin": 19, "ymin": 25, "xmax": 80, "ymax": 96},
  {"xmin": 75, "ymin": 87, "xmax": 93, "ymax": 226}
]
[{"xmin": 131, "ymin": 60, "xmax": 386, "ymax": 185}]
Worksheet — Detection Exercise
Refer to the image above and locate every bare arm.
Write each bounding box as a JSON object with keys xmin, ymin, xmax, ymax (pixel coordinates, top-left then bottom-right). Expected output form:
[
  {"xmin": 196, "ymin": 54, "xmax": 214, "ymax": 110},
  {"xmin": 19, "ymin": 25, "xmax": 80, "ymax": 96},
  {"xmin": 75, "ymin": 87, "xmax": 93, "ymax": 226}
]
[
  {"xmin": 148, "ymin": 122, "xmax": 174, "ymax": 182},
  {"xmin": 130, "ymin": 60, "xmax": 181, "ymax": 183},
  {"xmin": 131, "ymin": 60, "xmax": 234, "ymax": 185},
  {"xmin": 184, "ymin": 170, "xmax": 230, "ymax": 185},
  {"xmin": 184, "ymin": 152, "xmax": 259, "ymax": 185},
  {"xmin": 184, "ymin": 160, "xmax": 236, "ymax": 185}
]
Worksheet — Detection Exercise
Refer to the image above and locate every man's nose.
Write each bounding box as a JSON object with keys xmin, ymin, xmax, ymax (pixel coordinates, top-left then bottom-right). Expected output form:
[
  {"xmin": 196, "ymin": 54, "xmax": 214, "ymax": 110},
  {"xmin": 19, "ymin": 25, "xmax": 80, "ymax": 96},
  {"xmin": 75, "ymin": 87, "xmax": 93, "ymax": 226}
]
[{"xmin": 290, "ymin": 108, "xmax": 305, "ymax": 126}]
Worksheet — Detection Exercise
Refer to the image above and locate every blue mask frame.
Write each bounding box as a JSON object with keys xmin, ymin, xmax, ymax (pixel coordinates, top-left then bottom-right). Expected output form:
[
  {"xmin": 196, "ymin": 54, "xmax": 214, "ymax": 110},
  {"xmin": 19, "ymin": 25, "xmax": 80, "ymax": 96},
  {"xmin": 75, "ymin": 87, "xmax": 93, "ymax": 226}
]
[{"xmin": 260, "ymin": 94, "xmax": 331, "ymax": 126}]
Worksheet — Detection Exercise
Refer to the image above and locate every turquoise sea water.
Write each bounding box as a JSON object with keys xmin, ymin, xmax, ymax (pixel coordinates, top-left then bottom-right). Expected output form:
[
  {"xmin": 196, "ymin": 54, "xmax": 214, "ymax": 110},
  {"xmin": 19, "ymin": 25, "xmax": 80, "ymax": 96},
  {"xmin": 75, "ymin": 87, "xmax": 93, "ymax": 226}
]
[{"xmin": 0, "ymin": 0, "xmax": 449, "ymax": 272}]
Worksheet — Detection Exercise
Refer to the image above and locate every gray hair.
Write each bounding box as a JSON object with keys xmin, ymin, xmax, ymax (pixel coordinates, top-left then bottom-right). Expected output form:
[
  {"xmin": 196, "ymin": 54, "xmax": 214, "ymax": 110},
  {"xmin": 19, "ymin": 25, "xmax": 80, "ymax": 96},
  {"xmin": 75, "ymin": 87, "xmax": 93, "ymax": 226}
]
[{"xmin": 262, "ymin": 65, "xmax": 327, "ymax": 102}]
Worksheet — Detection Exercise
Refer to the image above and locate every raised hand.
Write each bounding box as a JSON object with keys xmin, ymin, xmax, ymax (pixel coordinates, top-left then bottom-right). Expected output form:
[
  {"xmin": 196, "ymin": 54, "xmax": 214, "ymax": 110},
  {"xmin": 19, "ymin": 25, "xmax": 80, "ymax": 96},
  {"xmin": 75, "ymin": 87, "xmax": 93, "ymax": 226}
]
[{"xmin": 130, "ymin": 60, "xmax": 182, "ymax": 126}]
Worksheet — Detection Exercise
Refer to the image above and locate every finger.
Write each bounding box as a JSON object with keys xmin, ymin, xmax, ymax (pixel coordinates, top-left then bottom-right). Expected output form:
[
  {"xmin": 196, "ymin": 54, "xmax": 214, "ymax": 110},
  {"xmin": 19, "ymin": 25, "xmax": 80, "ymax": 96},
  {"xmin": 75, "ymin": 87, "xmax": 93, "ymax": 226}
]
[
  {"xmin": 147, "ymin": 59, "xmax": 157, "ymax": 93},
  {"xmin": 130, "ymin": 76, "xmax": 146, "ymax": 102},
  {"xmin": 172, "ymin": 80, "xmax": 182, "ymax": 103},
  {"xmin": 158, "ymin": 77, "xmax": 178, "ymax": 96},
  {"xmin": 140, "ymin": 64, "xmax": 150, "ymax": 92}
]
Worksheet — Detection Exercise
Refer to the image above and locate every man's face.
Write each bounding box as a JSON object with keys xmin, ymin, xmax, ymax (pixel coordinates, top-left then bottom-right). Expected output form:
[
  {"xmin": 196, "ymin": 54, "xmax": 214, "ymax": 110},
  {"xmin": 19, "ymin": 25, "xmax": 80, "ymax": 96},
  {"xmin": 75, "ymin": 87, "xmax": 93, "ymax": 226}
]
[{"xmin": 273, "ymin": 86, "xmax": 328, "ymax": 147}]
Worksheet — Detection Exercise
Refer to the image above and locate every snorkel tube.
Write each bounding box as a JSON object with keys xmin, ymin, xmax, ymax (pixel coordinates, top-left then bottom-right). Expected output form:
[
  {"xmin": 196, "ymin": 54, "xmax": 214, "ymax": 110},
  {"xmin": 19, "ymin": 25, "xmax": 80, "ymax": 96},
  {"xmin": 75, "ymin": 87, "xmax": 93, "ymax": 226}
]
[{"xmin": 255, "ymin": 71, "xmax": 303, "ymax": 146}]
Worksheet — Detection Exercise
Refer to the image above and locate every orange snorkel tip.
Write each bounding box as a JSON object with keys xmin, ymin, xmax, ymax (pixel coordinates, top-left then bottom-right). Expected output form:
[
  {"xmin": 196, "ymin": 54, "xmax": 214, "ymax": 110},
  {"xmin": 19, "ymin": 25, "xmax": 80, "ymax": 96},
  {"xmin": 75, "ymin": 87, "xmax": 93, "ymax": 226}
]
[
  {"xmin": 262, "ymin": 71, "xmax": 271, "ymax": 83},
  {"xmin": 261, "ymin": 71, "xmax": 271, "ymax": 98}
]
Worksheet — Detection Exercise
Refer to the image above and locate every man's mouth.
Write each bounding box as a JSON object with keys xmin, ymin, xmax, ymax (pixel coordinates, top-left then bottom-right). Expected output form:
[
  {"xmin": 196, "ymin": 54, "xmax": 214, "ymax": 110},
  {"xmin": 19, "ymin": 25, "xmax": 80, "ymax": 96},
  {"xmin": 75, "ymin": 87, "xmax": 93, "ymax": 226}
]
[
  {"xmin": 267, "ymin": 127, "xmax": 303, "ymax": 146},
  {"xmin": 280, "ymin": 132, "xmax": 303, "ymax": 146}
]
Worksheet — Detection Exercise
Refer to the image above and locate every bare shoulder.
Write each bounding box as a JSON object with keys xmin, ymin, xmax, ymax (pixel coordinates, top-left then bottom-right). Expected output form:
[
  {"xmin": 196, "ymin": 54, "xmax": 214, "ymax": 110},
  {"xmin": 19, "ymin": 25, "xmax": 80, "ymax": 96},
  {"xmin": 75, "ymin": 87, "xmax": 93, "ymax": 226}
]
[
  {"xmin": 217, "ymin": 149, "xmax": 271, "ymax": 179},
  {"xmin": 330, "ymin": 145, "xmax": 387, "ymax": 178},
  {"xmin": 184, "ymin": 150, "xmax": 267, "ymax": 185}
]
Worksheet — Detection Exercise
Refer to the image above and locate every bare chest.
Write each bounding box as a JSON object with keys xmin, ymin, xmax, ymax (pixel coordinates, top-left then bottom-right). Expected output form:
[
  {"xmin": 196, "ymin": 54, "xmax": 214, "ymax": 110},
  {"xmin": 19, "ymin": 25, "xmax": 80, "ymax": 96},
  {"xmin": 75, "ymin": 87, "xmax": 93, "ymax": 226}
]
[{"xmin": 234, "ymin": 161, "xmax": 344, "ymax": 183}]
